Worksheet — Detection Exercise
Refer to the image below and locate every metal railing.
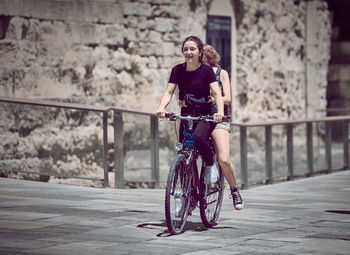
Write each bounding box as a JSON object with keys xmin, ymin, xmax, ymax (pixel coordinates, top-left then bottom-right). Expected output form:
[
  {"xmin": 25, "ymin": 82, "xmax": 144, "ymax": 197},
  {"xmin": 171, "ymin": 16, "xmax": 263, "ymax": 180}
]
[
  {"xmin": 0, "ymin": 97, "xmax": 349, "ymax": 189},
  {"xmin": 112, "ymin": 109, "xmax": 159, "ymax": 188},
  {"xmin": 0, "ymin": 97, "xmax": 159, "ymax": 189},
  {"xmin": 232, "ymin": 116, "xmax": 350, "ymax": 189}
]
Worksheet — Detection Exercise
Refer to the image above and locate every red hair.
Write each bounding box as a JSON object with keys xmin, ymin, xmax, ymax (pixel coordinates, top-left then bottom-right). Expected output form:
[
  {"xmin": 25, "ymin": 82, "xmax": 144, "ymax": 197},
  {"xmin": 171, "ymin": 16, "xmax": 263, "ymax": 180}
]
[{"xmin": 203, "ymin": 44, "xmax": 220, "ymax": 67}]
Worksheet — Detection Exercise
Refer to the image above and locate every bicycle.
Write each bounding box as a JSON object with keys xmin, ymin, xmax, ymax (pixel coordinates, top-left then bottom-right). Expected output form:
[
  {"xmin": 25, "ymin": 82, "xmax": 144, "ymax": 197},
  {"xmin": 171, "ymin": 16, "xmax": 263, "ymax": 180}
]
[{"xmin": 162, "ymin": 112, "xmax": 230, "ymax": 235}]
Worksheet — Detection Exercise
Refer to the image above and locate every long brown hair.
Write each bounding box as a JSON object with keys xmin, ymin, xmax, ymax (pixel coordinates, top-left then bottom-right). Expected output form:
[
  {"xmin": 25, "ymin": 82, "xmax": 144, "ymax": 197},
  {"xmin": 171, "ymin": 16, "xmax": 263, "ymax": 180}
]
[{"xmin": 203, "ymin": 44, "xmax": 220, "ymax": 68}]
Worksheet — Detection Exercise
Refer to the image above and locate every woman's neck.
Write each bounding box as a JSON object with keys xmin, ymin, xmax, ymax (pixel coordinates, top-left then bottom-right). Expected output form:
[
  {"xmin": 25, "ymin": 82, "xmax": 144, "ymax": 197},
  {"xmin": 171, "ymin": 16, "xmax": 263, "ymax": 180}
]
[{"xmin": 186, "ymin": 61, "xmax": 201, "ymax": 71}]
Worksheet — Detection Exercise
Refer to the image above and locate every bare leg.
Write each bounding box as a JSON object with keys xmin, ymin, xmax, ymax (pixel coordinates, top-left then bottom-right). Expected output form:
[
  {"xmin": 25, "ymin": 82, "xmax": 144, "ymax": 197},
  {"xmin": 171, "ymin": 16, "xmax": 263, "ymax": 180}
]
[{"xmin": 211, "ymin": 128, "xmax": 237, "ymax": 188}]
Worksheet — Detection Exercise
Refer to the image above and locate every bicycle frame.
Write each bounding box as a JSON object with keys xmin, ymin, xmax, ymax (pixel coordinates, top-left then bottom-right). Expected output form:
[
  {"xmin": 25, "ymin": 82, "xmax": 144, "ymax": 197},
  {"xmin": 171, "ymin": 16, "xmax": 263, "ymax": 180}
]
[
  {"xmin": 163, "ymin": 112, "xmax": 227, "ymax": 234},
  {"xmin": 176, "ymin": 119, "xmax": 201, "ymax": 205},
  {"xmin": 166, "ymin": 113, "xmax": 221, "ymax": 207}
]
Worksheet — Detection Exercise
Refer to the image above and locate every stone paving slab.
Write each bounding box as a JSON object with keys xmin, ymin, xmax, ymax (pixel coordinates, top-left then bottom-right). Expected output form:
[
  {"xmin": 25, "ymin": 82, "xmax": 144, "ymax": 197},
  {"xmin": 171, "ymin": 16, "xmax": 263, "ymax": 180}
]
[{"xmin": 0, "ymin": 170, "xmax": 349, "ymax": 254}]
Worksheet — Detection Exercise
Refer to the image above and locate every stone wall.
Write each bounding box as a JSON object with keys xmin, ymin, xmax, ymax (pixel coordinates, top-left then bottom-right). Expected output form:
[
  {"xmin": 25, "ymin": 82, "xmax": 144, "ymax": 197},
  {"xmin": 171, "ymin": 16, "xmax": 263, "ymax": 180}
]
[
  {"xmin": 0, "ymin": 0, "xmax": 211, "ymax": 112},
  {"xmin": 232, "ymin": 0, "xmax": 331, "ymax": 179},
  {"xmin": 234, "ymin": 0, "xmax": 331, "ymax": 122},
  {"xmin": 0, "ymin": 0, "xmax": 332, "ymax": 186},
  {"xmin": 0, "ymin": 0, "xmax": 210, "ymax": 186},
  {"xmin": 306, "ymin": 0, "xmax": 332, "ymax": 118}
]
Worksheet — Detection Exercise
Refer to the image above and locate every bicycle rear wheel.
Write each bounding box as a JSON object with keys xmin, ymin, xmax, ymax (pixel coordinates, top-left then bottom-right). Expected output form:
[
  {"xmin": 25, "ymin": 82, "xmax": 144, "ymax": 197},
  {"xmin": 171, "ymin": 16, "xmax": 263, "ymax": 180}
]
[
  {"xmin": 165, "ymin": 154, "xmax": 190, "ymax": 235},
  {"xmin": 199, "ymin": 160, "xmax": 224, "ymax": 228}
]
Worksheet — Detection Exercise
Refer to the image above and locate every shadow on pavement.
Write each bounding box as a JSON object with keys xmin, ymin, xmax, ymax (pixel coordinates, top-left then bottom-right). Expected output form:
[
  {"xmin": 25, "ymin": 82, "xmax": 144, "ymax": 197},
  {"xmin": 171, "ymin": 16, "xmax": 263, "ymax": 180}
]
[{"xmin": 137, "ymin": 220, "xmax": 235, "ymax": 237}]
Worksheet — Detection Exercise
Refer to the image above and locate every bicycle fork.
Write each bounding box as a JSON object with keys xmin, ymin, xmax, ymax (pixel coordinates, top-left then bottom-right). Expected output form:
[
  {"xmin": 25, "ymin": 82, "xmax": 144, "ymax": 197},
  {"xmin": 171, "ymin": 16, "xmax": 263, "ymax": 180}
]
[{"xmin": 171, "ymin": 153, "xmax": 193, "ymax": 204}]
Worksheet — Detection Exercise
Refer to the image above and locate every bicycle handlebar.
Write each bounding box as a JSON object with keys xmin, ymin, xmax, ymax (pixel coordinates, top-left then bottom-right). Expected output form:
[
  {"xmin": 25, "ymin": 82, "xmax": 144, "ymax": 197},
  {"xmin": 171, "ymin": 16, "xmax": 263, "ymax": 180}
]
[{"xmin": 163, "ymin": 112, "xmax": 230, "ymax": 123}]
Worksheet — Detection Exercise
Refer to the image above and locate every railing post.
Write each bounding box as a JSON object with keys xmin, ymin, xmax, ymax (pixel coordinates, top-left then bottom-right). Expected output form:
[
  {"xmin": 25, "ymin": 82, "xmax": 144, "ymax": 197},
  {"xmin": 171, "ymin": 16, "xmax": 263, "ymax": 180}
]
[
  {"xmin": 306, "ymin": 122, "xmax": 314, "ymax": 177},
  {"xmin": 265, "ymin": 125, "xmax": 273, "ymax": 184},
  {"xmin": 286, "ymin": 124, "xmax": 294, "ymax": 180},
  {"xmin": 103, "ymin": 111, "xmax": 109, "ymax": 188},
  {"xmin": 325, "ymin": 121, "xmax": 332, "ymax": 173},
  {"xmin": 343, "ymin": 120, "xmax": 349, "ymax": 169},
  {"xmin": 114, "ymin": 111, "xmax": 124, "ymax": 188},
  {"xmin": 240, "ymin": 126, "xmax": 248, "ymax": 189},
  {"xmin": 150, "ymin": 115, "xmax": 160, "ymax": 188}
]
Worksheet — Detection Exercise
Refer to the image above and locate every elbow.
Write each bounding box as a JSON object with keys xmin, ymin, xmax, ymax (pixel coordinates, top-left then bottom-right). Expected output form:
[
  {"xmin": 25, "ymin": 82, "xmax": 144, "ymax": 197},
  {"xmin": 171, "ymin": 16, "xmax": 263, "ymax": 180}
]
[{"xmin": 223, "ymin": 97, "xmax": 231, "ymax": 104}]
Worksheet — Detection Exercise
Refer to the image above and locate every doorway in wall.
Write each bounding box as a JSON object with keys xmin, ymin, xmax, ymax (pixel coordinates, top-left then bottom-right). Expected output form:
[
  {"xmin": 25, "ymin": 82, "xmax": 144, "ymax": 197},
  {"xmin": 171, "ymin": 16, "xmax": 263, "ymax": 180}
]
[
  {"xmin": 326, "ymin": 0, "xmax": 350, "ymax": 115},
  {"xmin": 206, "ymin": 15, "xmax": 232, "ymax": 76},
  {"xmin": 326, "ymin": 0, "xmax": 350, "ymax": 141}
]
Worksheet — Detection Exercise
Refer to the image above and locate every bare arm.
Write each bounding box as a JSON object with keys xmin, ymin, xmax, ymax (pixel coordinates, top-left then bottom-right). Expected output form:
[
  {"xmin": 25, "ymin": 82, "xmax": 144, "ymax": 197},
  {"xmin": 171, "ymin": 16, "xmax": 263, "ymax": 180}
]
[
  {"xmin": 220, "ymin": 69, "xmax": 231, "ymax": 104},
  {"xmin": 208, "ymin": 68, "xmax": 231, "ymax": 105},
  {"xmin": 209, "ymin": 81, "xmax": 224, "ymax": 122},
  {"xmin": 156, "ymin": 83, "xmax": 177, "ymax": 118}
]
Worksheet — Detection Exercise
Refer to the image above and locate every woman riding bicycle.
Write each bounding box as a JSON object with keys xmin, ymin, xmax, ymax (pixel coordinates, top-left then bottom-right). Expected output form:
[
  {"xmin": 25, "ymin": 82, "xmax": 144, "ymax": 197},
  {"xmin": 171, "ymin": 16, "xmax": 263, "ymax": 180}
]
[
  {"xmin": 156, "ymin": 35, "xmax": 224, "ymax": 183},
  {"xmin": 202, "ymin": 44, "xmax": 244, "ymax": 210}
]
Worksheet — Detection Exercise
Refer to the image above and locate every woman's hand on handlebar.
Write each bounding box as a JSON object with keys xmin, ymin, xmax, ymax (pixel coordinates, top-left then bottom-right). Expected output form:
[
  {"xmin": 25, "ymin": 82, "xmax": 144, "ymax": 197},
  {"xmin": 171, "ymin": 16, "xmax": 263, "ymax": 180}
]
[
  {"xmin": 156, "ymin": 109, "xmax": 167, "ymax": 118},
  {"xmin": 213, "ymin": 112, "xmax": 223, "ymax": 123}
]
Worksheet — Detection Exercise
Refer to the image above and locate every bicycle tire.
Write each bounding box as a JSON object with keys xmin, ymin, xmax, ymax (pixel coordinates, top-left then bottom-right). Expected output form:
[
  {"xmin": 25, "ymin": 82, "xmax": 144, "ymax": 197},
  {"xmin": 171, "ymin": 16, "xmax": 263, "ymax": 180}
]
[
  {"xmin": 199, "ymin": 159, "xmax": 224, "ymax": 228},
  {"xmin": 165, "ymin": 153, "xmax": 191, "ymax": 235}
]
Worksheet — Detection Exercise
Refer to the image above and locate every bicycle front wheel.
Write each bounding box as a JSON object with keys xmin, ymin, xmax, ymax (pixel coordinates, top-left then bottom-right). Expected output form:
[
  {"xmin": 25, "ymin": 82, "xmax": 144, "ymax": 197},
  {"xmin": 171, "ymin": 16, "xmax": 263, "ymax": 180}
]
[
  {"xmin": 199, "ymin": 160, "xmax": 224, "ymax": 228},
  {"xmin": 165, "ymin": 154, "xmax": 190, "ymax": 235}
]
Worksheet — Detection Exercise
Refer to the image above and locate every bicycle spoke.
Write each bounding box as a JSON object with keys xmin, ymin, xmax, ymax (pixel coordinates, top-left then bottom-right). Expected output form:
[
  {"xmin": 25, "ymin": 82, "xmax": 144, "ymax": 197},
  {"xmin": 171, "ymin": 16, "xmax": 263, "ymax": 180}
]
[
  {"xmin": 206, "ymin": 199, "xmax": 218, "ymax": 206},
  {"xmin": 163, "ymin": 113, "xmax": 229, "ymax": 233},
  {"xmin": 199, "ymin": 164, "xmax": 224, "ymax": 228},
  {"xmin": 165, "ymin": 154, "xmax": 190, "ymax": 235}
]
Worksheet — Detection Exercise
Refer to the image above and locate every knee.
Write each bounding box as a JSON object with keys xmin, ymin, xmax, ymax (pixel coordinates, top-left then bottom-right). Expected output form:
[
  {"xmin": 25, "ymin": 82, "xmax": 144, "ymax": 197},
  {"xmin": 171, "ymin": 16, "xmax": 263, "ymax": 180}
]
[{"xmin": 218, "ymin": 154, "xmax": 231, "ymax": 168}]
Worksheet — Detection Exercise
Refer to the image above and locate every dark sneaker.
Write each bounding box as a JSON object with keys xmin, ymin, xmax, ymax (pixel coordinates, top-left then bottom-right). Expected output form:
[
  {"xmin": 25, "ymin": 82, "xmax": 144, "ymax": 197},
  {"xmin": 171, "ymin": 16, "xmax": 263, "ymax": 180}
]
[{"xmin": 230, "ymin": 188, "xmax": 244, "ymax": 210}]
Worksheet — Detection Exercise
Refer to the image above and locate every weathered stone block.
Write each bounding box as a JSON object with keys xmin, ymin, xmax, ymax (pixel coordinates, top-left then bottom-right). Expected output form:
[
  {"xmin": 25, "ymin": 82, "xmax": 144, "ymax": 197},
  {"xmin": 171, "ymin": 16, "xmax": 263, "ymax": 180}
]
[
  {"xmin": 123, "ymin": 1, "xmax": 153, "ymax": 16},
  {"xmin": 79, "ymin": 23, "xmax": 98, "ymax": 44},
  {"xmin": 0, "ymin": 69, "xmax": 14, "ymax": 97},
  {"xmin": 85, "ymin": 1, "xmax": 123, "ymax": 24},
  {"xmin": 0, "ymin": 0, "xmax": 123, "ymax": 24},
  {"xmin": 148, "ymin": 30, "xmax": 162, "ymax": 43},
  {"xmin": 155, "ymin": 17, "xmax": 175, "ymax": 32}
]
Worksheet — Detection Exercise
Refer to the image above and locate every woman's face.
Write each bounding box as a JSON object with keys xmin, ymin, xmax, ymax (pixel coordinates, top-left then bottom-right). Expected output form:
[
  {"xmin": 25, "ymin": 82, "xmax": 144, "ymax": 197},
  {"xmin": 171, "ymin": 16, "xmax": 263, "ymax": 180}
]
[{"xmin": 182, "ymin": 40, "xmax": 200, "ymax": 64}]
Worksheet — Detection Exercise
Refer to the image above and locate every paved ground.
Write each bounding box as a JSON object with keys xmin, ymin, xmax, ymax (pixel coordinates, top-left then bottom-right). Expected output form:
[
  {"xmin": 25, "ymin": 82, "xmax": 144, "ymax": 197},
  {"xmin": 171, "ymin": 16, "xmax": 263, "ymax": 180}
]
[{"xmin": 0, "ymin": 170, "xmax": 350, "ymax": 255}]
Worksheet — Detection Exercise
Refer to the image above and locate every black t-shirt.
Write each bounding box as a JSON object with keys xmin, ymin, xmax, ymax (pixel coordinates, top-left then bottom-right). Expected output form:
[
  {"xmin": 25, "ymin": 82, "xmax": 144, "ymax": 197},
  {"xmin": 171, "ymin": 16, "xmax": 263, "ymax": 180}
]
[{"xmin": 168, "ymin": 63, "xmax": 216, "ymax": 115}]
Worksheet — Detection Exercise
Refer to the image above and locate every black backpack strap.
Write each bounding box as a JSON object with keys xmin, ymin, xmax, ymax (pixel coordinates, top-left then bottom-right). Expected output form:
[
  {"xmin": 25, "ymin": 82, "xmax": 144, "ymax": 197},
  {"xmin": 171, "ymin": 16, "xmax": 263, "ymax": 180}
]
[{"xmin": 179, "ymin": 62, "xmax": 186, "ymax": 99}]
